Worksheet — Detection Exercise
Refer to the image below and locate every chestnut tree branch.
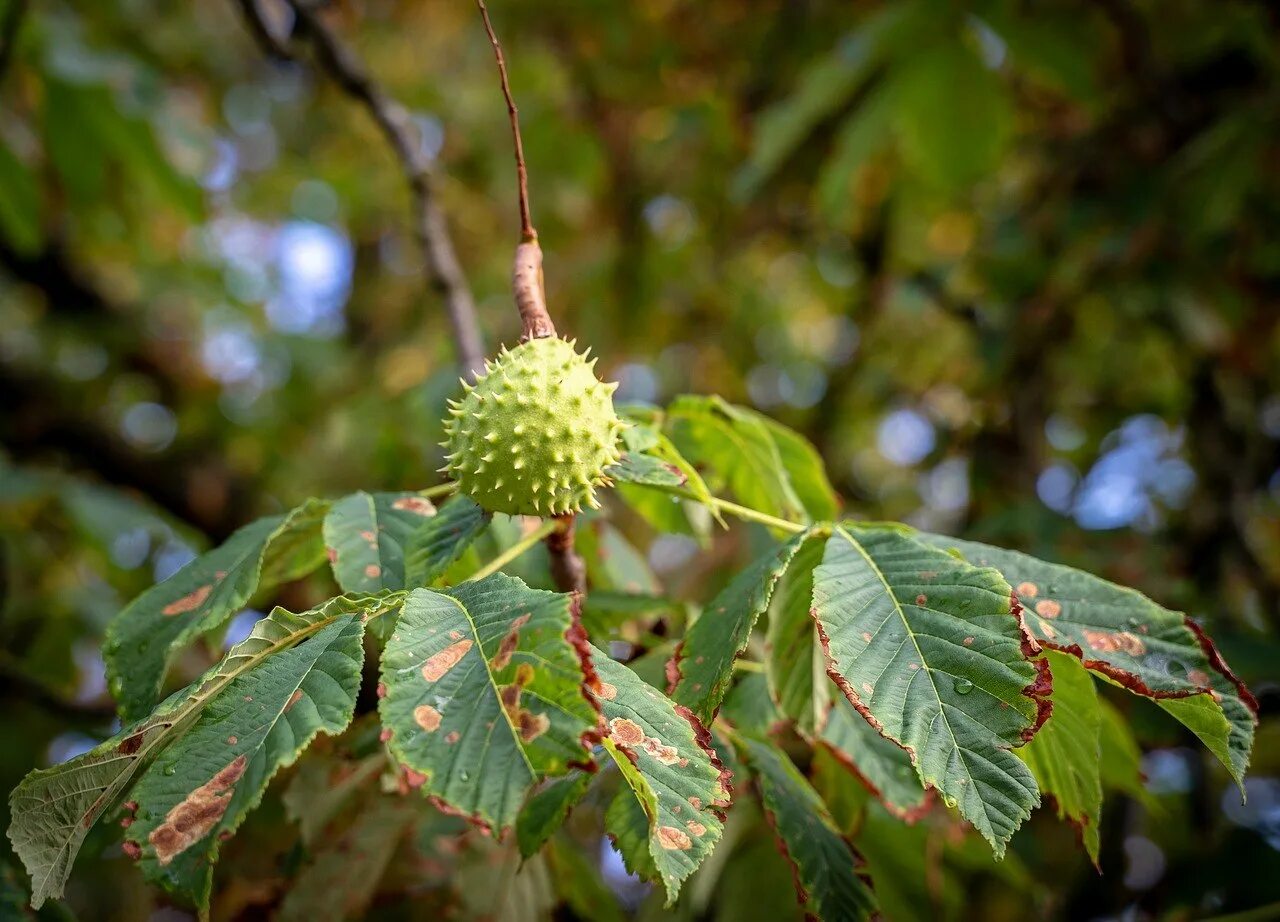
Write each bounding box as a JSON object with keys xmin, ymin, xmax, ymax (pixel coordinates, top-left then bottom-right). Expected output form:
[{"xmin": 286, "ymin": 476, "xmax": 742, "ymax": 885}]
[{"xmin": 236, "ymin": 0, "xmax": 487, "ymax": 377}]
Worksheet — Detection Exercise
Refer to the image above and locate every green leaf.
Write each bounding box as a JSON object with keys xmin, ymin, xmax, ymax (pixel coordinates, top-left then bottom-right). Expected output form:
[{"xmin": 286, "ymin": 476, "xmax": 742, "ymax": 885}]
[
  {"xmin": 608, "ymin": 452, "xmax": 686, "ymax": 488},
  {"xmin": 323, "ymin": 490, "xmax": 438, "ymax": 593},
  {"xmin": 126, "ymin": 600, "xmax": 371, "ymax": 907},
  {"xmin": 378, "ymin": 577, "xmax": 599, "ymax": 832},
  {"xmin": 1098, "ymin": 700, "xmax": 1148, "ymax": 801},
  {"xmin": 592, "ymin": 647, "xmax": 731, "ymax": 904},
  {"xmin": 666, "ymin": 395, "xmax": 806, "ymax": 525},
  {"xmin": 766, "ymin": 534, "xmax": 831, "ymax": 737},
  {"xmin": 820, "ymin": 694, "xmax": 929, "ymax": 821},
  {"xmin": 913, "ymin": 532, "xmax": 1257, "ymax": 789},
  {"xmin": 277, "ymin": 792, "xmax": 415, "ymax": 922},
  {"xmin": 720, "ymin": 671, "xmax": 784, "ymax": 736},
  {"xmin": 737, "ymin": 735, "xmax": 877, "ymax": 922},
  {"xmin": 402, "ymin": 495, "xmax": 489, "ymax": 587},
  {"xmin": 739, "ymin": 409, "xmax": 839, "ymax": 521},
  {"xmin": 105, "ymin": 499, "xmax": 329, "ymax": 722},
  {"xmin": 816, "ymin": 84, "xmax": 894, "ymax": 221},
  {"xmin": 516, "ymin": 773, "xmax": 592, "ymax": 860},
  {"xmin": 671, "ymin": 530, "xmax": 816, "ymax": 722},
  {"xmin": 1016, "ymin": 651, "xmax": 1103, "ymax": 864},
  {"xmin": 0, "ymin": 142, "xmax": 42, "ymax": 255},
  {"xmin": 283, "ymin": 751, "xmax": 384, "ymax": 846},
  {"xmin": 7, "ymin": 593, "xmax": 399, "ymax": 910},
  {"xmin": 811, "ymin": 525, "xmax": 1048, "ymax": 856},
  {"xmin": 889, "ymin": 41, "xmax": 1014, "ymax": 191}
]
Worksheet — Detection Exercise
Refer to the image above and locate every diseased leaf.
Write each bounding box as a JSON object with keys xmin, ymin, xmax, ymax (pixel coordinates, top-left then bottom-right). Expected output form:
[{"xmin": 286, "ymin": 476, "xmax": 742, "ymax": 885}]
[
  {"xmin": 811, "ymin": 525, "xmax": 1048, "ymax": 855},
  {"xmin": 766, "ymin": 535, "xmax": 831, "ymax": 737},
  {"xmin": 277, "ymin": 792, "xmax": 415, "ymax": 922},
  {"xmin": 8, "ymin": 594, "xmax": 399, "ymax": 910},
  {"xmin": 820, "ymin": 694, "xmax": 929, "ymax": 821},
  {"xmin": 126, "ymin": 601, "xmax": 370, "ymax": 908},
  {"xmin": 592, "ymin": 647, "xmax": 731, "ymax": 904},
  {"xmin": 666, "ymin": 395, "xmax": 806, "ymax": 526},
  {"xmin": 671, "ymin": 530, "xmax": 816, "ymax": 722},
  {"xmin": 324, "ymin": 491, "xmax": 437, "ymax": 593},
  {"xmin": 105, "ymin": 499, "xmax": 330, "ymax": 722},
  {"xmin": 402, "ymin": 495, "xmax": 489, "ymax": 587},
  {"xmin": 913, "ymin": 533, "xmax": 1257, "ymax": 789},
  {"xmin": 517, "ymin": 773, "xmax": 592, "ymax": 860},
  {"xmin": 378, "ymin": 577, "xmax": 599, "ymax": 832},
  {"xmin": 1016, "ymin": 651, "xmax": 1103, "ymax": 863},
  {"xmin": 738, "ymin": 735, "xmax": 877, "ymax": 922}
]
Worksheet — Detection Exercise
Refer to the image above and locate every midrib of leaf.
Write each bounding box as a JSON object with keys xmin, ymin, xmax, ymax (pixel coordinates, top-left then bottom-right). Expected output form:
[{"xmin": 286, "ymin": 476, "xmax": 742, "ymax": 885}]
[
  {"xmin": 448, "ymin": 593, "xmax": 537, "ymax": 781},
  {"xmin": 828, "ymin": 527, "xmax": 1010, "ymax": 833}
]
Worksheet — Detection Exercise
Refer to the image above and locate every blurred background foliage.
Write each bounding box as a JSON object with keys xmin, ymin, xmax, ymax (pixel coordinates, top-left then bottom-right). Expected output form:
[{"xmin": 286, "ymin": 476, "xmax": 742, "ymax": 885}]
[{"xmin": 0, "ymin": 0, "xmax": 1277, "ymax": 919}]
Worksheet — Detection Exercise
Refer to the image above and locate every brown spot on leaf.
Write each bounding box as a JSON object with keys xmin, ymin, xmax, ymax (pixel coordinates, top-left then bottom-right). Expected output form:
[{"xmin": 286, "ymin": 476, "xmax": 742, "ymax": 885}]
[
  {"xmin": 1035, "ymin": 599, "xmax": 1061, "ymax": 619},
  {"xmin": 656, "ymin": 826, "xmax": 692, "ymax": 850},
  {"xmin": 1082, "ymin": 629, "xmax": 1146, "ymax": 656},
  {"xmin": 492, "ymin": 614, "xmax": 531, "ymax": 671},
  {"xmin": 122, "ymin": 841, "xmax": 141, "ymax": 860},
  {"xmin": 915, "ymin": 594, "xmax": 928, "ymax": 605},
  {"xmin": 284, "ymin": 689, "xmax": 304, "ymax": 712},
  {"xmin": 445, "ymin": 730, "xmax": 461, "ymax": 744},
  {"xmin": 516, "ymin": 711, "xmax": 550, "ymax": 742},
  {"xmin": 861, "ymin": 631, "xmax": 873, "ymax": 643},
  {"xmin": 403, "ymin": 768, "xmax": 428, "ymax": 789},
  {"xmin": 326, "ymin": 546, "xmax": 338, "ymax": 564},
  {"xmin": 421, "ymin": 639, "xmax": 473, "ymax": 681},
  {"xmin": 1016, "ymin": 582, "xmax": 1039, "ymax": 598},
  {"xmin": 163, "ymin": 584, "xmax": 212, "ymax": 616},
  {"xmin": 414, "ymin": 705, "xmax": 442, "ymax": 732},
  {"xmin": 392, "ymin": 496, "xmax": 436, "ymax": 515},
  {"xmin": 596, "ymin": 682, "xmax": 618, "ymax": 701},
  {"xmin": 687, "ymin": 821, "xmax": 706, "ymax": 835},
  {"xmin": 688, "ymin": 796, "xmax": 701, "ymax": 809},
  {"xmin": 226, "ymin": 736, "xmax": 237, "ymax": 745},
  {"xmin": 379, "ymin": 728, "xmax": 393, "ymax": 742},
  {"xmin": 359, "ymin": 530, "xmax": 376, "ymax": 543},
  {"xmin": 364, "ymin": 564, "xmax": 382, "ymax": 579},
  {"xmin": 640, "ymin": 737, "xmax": 680, "ymax": 765},
  {"xmin": 376, "ymin": 682, "xmax": 387, "ymax": 699},
  {"xmin": 963, "ymin": 636, "xmax": 975, "ymax": 646},
  {"xmin": 1187, "ymin": 669, "xmax": 1211, "ymax": 687},
  {"xmin": 148, "ymin": 755, "xmax": 247, "ymax": 866},
  {"xmin": 118, "ymin": 734, "xmax": 144, "ymax": 755},
  {"xmin": 609, "ymin": 717, "xmax": 645, "ymax": 746},
  {"xmin": 1038, "ymin": 618, "xmax": 1057, "ymax": 639},
  {"xmin": 120, "ymin": 816, "xmax": 133, "ymax": 829}
]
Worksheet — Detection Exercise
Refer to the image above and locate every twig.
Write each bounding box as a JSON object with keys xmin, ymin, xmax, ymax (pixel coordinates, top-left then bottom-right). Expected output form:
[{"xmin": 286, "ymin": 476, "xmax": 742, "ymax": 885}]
[
  {"xmin": 236, "ymin": 0, "xmax": 487, "ymax": 377},
  {"xmin": 473, "ymin": 0, "xmax": 555, "ymax": 343},
  {"xmin": 546, "ymin": 514, "xmax": 586, "ymax": 595},
  {"xmin": 475, "ymin": 0, "xmax": 533, "ymax": 242}
]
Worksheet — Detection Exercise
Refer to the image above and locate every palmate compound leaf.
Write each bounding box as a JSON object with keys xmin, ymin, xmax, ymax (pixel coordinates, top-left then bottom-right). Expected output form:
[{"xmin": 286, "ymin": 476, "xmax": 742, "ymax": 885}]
[
  {"xmin": 8, "ymin": 594, "xmax": 402, "ymax": 910},
  {"xmin": 737, "ymin": 735, "xmax": 878, "ymax": 922},
  {"xmin": 1015, "ymin": 650, "xmax": 1103, "ymax": 864},
  {"xmin": 126, "ymin": 599, "xmax": 380, "ymax": 908},
  {"xmin": 105, "ymin": 498, "xmax": 330, "ymax": 722},
  {"xmin": 811, "ymin": 525, "xmax": 1050, "ymax": 856},
  {"xmin": 402, "ymin": 495, "xmax": 490, "ymax": 587},
  {"xmin": 914, "ymin": 533, "xmax": 1257, "ymax": 789},
  {"xmin": 323, "ymin": 490, "xmax": 438, "ymax": 593},
  {"xmin": 670, "ymin": 529, "xmax": 819, "ymax": 722},
  {"xmin": 378, "ymin": 575, "xmax": 601, "ymax": 833},
  {"xmin": 591, "ymin": 647, "xmax": 732, "ymax": 904}
]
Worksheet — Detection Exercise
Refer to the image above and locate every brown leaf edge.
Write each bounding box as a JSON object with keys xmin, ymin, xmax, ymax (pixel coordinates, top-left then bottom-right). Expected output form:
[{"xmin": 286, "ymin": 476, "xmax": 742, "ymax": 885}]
[
  {"xmin": 566, "ymin": 592, "xmax": 606, "ymax": 771},
  {"xmin": 814, "ymin": 737, "xmax": 935, "ymax": 824}
]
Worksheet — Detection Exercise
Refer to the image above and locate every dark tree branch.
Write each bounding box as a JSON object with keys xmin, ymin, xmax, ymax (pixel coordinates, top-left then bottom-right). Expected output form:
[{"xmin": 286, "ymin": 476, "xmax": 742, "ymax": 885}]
[{"xmin": 236, "ymin": 0, "xmax": 487, "ymax": 378}]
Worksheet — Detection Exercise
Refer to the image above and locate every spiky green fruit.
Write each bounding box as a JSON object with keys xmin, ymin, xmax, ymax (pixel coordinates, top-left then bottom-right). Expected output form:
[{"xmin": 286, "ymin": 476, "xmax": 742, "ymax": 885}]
[{"xmin": 441, "ymin": 336, "xmax": 624, "ymax": 516}]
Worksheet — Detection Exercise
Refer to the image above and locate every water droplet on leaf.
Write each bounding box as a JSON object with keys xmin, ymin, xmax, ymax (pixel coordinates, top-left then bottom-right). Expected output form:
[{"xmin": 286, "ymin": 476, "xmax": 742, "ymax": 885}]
[
  {"xmin": 953, "ymin": 677, "xmax": 974, "ymax": 695},
  {"xmin": 162, "ymin": 764, "xmax": 177, "ymax": 776}
]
